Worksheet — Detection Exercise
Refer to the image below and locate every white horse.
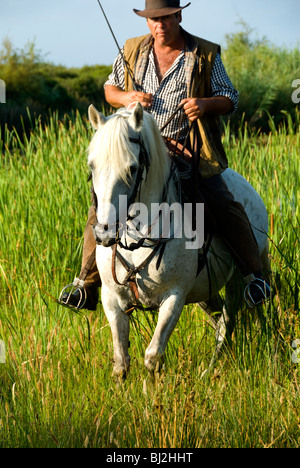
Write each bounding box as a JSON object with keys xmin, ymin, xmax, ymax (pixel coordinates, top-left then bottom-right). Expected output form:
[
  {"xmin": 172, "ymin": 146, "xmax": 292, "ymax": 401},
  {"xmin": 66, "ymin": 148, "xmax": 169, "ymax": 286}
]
[{"xmin": 87, "ymin": 102, "xmax": 270, "ymax": 378}]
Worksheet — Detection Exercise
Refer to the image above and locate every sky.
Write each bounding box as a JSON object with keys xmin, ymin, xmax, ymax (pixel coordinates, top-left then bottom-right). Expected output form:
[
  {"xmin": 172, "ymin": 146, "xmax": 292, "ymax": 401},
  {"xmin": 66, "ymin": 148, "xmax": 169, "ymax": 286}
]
[{"xmin": 0, "ymin": 0, "xmax": 299, "ymax": 68}]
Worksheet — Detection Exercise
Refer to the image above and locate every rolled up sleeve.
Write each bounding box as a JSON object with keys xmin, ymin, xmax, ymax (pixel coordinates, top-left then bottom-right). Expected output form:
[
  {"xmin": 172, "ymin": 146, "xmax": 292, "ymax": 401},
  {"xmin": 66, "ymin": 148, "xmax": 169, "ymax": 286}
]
[
  {"xmin": 211, "ymin": 53, "xmax": 239, "ymax": 114},
  {"xmin": 104, "ymin": 49, "xmax": 125, "ymax": 90}
]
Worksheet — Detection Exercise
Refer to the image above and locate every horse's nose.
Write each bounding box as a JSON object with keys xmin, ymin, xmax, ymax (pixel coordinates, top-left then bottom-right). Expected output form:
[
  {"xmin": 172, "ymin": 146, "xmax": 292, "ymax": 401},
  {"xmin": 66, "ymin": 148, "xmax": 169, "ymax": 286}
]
[
  {"xmin": 94, "ymin": 233, "xmax": 103, "ymax": 245},
  {"xmin": 93, "ymin": 224, "xmax": 103, "ymax": 244},
  {"xmin": 93, "ymin": 223, "xmax": 116, "ymax": 247}
]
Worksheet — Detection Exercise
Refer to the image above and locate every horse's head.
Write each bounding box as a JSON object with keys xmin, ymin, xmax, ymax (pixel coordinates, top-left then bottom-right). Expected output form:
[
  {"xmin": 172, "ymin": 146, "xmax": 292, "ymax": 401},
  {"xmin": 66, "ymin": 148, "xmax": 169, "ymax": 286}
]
[{"xmin": 88, "ymin": 103, "xmax": 170, "ymax": 247}]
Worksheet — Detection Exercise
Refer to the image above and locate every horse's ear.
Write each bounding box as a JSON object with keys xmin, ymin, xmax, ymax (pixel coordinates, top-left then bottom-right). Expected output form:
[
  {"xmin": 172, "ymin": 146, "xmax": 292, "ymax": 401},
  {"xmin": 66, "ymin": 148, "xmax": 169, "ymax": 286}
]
[
  {"xmin": 88, "ymin": 104, "xmax": 106, "ymax": 130},
  {"xmin": 129, "ymin": 102, "xmax": 144, "ymax": 130}
]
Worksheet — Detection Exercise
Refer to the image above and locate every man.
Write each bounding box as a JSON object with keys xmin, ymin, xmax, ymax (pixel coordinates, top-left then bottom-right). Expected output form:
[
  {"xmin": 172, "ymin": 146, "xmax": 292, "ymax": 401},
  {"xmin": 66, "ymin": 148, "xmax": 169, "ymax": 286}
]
[{"xmin": 59, "ymin": 0, "xmax": 270, "ymax": 310}]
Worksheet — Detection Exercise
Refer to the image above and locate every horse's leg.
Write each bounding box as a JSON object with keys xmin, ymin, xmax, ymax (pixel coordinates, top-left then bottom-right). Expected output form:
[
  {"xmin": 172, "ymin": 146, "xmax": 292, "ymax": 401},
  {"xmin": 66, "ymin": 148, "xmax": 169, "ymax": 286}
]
[
  {"xmin": 207, "ymin": 243, "xmax": 271, "ymax": 372},
  {"xmin": 102, "ymin": 289, "xmax": 130, "ymax": 379},
  {"xmin": 198, "ymin": 294, "xmax": 224, "ymax": 331},
  {"xmin": 198, "ymin": 293, "xmax": 231, "ymax": 375},
  {"xmin": 145, "ymin": 291, "xmax": 185, "ymax": 374},
  {"xmin": 223, "ymin": 267, "xmax": 243, "ymax": 341},
  {"xmin": 201, "ymin": 270, "xmax": 243, "ymax": 377}
]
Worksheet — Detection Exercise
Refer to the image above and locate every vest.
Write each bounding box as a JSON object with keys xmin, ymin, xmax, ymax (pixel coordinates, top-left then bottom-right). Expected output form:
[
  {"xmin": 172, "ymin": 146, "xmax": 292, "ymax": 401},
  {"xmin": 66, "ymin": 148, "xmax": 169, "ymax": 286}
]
[{"xmin": 123, "ymin": 29, "xmax": 229, "ymax": 178}]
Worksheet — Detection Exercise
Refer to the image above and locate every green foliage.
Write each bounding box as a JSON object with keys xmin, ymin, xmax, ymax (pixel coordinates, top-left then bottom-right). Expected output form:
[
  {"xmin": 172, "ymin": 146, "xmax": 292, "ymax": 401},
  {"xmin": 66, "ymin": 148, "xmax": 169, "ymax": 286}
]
[
  {"xmin": 0, "ymin": 23, "xmax": 299, "ymax": 134},
  {"xmin": 222, "ymin": 21, "xmax": 300, "ymax": 131},
  {"xmin": 0, "ymin": 39, "xmax": 111, "ymax": 134}
]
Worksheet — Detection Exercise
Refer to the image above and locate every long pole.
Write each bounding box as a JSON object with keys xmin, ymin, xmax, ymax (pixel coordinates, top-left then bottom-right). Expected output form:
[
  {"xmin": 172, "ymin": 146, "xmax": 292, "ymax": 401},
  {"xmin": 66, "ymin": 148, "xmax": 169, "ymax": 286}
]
[{"xmin": 95, "ymin": 0, "xmax": 140, "ymax": 91}]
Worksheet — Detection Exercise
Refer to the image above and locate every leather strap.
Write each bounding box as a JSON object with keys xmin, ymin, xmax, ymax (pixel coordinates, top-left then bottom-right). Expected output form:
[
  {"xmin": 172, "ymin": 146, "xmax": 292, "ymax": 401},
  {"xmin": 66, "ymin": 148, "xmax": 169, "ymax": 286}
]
[{"xmin": 111, "ymin": 241, "xmax": 162, "ymax": 304}]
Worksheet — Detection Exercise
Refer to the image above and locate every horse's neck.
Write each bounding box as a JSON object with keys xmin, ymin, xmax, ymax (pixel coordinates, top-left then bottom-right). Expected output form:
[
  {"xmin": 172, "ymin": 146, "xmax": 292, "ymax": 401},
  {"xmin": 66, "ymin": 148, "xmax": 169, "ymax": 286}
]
[
  {"xmin": 120, "ymin": 159, "xmax": 173, "ymax": 243},
  {"xmin": 139, "ymin": 166, "xmax": 177, "ymax": 207}
]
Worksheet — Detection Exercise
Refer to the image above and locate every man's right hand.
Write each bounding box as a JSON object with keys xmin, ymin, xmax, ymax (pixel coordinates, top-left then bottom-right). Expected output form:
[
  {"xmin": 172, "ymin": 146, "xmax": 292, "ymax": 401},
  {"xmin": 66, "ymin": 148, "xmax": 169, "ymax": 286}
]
[
  {"xmin": 122, "ymin": 91, "xmax": 153, "ymax": 109},
  {"xmin": 105, "ymin": 85, "xmax": 153, "ymax": 109}
]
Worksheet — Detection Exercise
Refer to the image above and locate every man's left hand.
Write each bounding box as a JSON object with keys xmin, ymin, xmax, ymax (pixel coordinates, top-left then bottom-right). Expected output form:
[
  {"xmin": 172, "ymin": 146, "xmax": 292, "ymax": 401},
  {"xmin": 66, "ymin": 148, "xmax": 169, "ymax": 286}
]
[
  {"xmin": 180, "ymin": 98, "xmax": 207, "ymax": 122},
  {"xmin": 181, "ymin": 96, "xmax": 233, "ymax": 121}
]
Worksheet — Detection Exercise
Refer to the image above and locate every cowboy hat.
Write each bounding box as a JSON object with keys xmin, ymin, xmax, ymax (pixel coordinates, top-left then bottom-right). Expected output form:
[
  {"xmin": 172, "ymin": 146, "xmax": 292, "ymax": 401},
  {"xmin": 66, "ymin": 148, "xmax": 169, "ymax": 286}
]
[{"xmin": 133, "ymin": 0, "xmax": 191, "ymax": 18}]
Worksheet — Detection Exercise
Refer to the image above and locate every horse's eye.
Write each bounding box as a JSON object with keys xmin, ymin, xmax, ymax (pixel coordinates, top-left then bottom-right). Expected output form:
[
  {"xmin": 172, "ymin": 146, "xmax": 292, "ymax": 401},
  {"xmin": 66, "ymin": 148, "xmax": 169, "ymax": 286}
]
[{"xmin": 130, "ymin": 166, "xmax": 137, "ymax": 176}]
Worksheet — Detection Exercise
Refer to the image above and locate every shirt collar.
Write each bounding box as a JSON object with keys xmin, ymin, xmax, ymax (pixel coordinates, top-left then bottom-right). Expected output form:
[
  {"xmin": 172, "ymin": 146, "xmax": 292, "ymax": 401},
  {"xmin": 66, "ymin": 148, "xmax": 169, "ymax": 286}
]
[{"xmin": 135, "ymin": 28, "xmax": 199, "ymax": 94}]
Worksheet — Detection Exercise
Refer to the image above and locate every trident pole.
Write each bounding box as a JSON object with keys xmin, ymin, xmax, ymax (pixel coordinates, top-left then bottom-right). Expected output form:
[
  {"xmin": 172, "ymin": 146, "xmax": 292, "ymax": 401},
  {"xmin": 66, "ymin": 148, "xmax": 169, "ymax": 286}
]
[{"xmin": 95, "ymin": 0, "xmax": 140, "ymax": 91}]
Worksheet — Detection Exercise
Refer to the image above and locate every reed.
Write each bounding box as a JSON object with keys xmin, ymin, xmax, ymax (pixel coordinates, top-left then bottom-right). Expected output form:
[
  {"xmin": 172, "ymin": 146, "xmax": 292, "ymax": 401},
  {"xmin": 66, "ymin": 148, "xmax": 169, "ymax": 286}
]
[{"xmin": 0, "ymin": 111, "xmax": 299, "ymax": 448}]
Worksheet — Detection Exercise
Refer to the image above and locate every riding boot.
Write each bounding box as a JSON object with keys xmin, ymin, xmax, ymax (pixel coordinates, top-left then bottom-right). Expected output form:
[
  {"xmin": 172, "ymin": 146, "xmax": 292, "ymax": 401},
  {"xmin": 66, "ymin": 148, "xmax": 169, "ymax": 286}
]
[
  {"xmin": 59, "ymin": 206, "xmax": 101, "ymax": 310},
  {"xmin": 80, "ymin": 205, "xmax": 101, "ymax": 289}
]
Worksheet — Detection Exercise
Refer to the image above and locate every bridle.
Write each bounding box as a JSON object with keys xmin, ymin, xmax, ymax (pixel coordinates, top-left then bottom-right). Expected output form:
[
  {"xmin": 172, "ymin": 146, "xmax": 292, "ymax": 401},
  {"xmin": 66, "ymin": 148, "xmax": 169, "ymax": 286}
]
[
  {"xmin": 93, "ymin": 132, "xmax": 178, "ymax": 249},
  {"xmin": 91, "ymin": 110, "xmax": 201, "ymax": 312},
  {"xmin": 95, "ymin": 132, "xmax": 179, "ymax": 312},
  {"xmin": 92, "ymin": 134, "xmax": 148, "ymax": 239},
  {"xmin": 125, "ymin": 136, "xmax": 150, "ymax": 218}
]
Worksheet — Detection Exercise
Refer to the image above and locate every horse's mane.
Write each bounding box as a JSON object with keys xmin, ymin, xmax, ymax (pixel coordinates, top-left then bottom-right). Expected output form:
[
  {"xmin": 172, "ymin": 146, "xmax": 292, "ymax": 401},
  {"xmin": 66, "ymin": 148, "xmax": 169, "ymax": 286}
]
[{"xmin": 88, "ymin": 107, "xmax": 172, "ymax": 197}]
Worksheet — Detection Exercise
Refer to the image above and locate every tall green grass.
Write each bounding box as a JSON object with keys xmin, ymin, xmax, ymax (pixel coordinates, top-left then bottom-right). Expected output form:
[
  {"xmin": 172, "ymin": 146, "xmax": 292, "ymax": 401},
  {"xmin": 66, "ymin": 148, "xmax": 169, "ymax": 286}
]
[{"xmin": 0, "ymin": 111, "xmax": 299, "ymax": 448}]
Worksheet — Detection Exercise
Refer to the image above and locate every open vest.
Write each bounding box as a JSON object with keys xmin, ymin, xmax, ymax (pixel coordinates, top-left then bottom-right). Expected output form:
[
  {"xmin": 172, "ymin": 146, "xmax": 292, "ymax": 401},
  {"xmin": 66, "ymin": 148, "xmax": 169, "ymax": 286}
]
[{"xmin": 123, "ymin": 28, "xmax": 228, "ymax": 178}]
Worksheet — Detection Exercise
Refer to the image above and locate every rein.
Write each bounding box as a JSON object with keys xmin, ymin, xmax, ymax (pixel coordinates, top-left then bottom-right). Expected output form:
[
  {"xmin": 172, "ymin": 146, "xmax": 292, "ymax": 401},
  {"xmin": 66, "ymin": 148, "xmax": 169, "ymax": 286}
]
[
  {"xmin": 94, "ymin": 108, "xmax": 210, "ymax": 313},
  {"xmin": 113, "ymin": 134, "xmax": 179, "ymax": 251},
  {"xmin": 110, "ymin": 134, "xmax": 178, "ymax": 312},
  {"xmin": 93, "ymin": 135, "xmax": 149, "ymax": 240},
  {"xmin": 111, "ymin": 240, "xmax": 164, "ymax": 314}
]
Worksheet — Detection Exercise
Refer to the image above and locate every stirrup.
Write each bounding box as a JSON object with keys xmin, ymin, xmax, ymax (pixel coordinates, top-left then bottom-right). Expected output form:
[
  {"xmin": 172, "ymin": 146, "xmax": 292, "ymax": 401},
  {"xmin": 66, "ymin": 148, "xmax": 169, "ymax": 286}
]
[
  {"xmin": 244, "ymin": 278, "xmax": 271, "ymax": 308},
  {"xmin": 58, "ymin": 278, "xmax": 87, "ymax": 310}
]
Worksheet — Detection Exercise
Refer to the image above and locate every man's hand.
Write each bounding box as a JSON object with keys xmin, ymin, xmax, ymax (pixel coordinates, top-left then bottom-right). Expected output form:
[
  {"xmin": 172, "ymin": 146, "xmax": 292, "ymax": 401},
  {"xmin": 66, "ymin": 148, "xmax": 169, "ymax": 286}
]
[
  {"xmin": 122, "ymin": 91, "xmax": 153, "ymax": 108},
  {"xmin": 180, "ymin": 98, "xmax": 207, "ymax": 122},
  {"xmin": 105, "ymin": 85, "xmax": 153, "ymax": 109},
  {"xmin": 181, "ymin": 96, "xmax": 233, "ymax": 122}
]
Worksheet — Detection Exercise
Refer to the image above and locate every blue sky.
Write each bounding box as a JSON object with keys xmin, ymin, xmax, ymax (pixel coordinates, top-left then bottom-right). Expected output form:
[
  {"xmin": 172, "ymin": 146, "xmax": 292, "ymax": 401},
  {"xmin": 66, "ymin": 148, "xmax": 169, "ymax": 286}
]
[{"xmin": 0, "ymin": 0, "xmax": 299, "ymax": 67}]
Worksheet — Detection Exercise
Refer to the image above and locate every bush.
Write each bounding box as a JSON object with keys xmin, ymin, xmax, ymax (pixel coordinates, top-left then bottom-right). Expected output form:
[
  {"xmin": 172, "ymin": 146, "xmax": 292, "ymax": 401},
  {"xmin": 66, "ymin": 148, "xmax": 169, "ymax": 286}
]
[
  {"xmin": 222, "ymin": 22, "xmax": 300, "ymax": 132},
  {"xmin": 0, "ymin": 39, "xmax": 111, "ymax": 134},
  {"xmin": 0, "ymin": 25, "xmax": 299, "ymax": 135}
]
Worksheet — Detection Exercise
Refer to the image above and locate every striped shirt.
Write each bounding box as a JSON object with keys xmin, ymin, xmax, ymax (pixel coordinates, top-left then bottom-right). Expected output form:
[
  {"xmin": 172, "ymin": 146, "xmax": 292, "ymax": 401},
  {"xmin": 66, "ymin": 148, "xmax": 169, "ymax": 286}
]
[{"xmin": 105, "ymin": 46, "xmax": 239, "ymax": 140}]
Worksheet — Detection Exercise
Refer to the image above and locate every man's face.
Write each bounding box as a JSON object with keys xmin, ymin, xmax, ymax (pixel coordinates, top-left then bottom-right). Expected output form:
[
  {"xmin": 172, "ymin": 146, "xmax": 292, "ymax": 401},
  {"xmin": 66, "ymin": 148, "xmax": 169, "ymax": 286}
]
[{"xmin": 147, "ymin": 12, "xmax": 182, "ymax": 46}]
